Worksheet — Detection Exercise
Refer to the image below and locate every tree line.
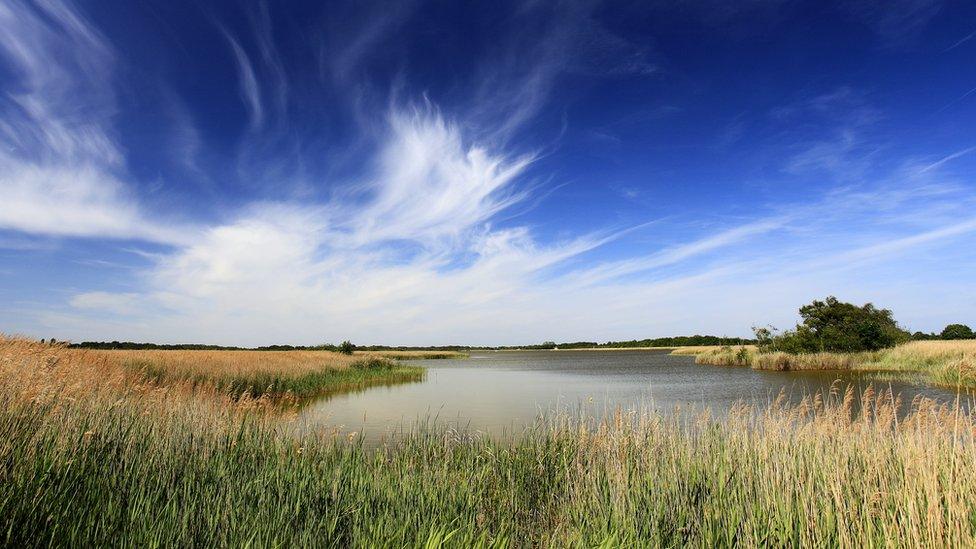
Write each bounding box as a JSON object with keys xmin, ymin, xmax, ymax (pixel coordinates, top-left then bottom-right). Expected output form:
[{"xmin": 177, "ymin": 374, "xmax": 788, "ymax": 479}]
[
  {"xmin": 51, "ymin": 307, "xmax": 976, "ymax": 355},
  {"xmin": 523, "ymin": 335, "xmax": 756, "ymax": 350},
  {"xmin": 68, "ymin": 340, "xmax": 484, "ymax": 353},
  {"xmin": 65, "ymin": 336, "xmax": 753, "ymax": 352},
  {"xmin": 910, "ymin": 324, "xmax": 975, "ymax": 341}
]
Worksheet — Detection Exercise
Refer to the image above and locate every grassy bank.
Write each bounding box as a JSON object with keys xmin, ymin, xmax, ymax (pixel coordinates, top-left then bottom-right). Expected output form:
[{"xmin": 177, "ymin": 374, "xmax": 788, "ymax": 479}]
[
  {"xmin": 691, "ymin": 341, "xmax": 976, "ymax": 388},
  {"xmin": 4, "ymin": 337, "xmax": 976, "ymax": 546},
  {"xmin": 670, "ymin": 345, "xmax": 757, "ymax": 356},
  {"xmin": 60, "ymin": 346, "xmax": 425, "ymax": 401}
]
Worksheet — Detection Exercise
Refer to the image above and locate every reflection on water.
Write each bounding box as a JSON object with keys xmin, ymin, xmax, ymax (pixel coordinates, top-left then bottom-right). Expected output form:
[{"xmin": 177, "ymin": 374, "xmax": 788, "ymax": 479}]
[
  {"xmin": 295, "ymin": 371, "xmax": 426, "ymax": 405},
  {"xmin": 294, "ymin": 350, "xmax": 968, "ymax": 443}
]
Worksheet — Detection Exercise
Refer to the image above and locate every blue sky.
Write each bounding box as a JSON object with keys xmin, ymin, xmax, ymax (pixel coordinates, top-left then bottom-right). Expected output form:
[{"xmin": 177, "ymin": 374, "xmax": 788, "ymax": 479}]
[{"xmin": 1, "ymin": 0, "xmax": 974, "ymax": 346}]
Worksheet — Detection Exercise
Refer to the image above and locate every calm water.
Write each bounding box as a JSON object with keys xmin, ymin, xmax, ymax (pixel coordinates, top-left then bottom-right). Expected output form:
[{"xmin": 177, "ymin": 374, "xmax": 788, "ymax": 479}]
[{"xmin": 296, "ymin": 350, "xmax": 964, "ymax": 443}]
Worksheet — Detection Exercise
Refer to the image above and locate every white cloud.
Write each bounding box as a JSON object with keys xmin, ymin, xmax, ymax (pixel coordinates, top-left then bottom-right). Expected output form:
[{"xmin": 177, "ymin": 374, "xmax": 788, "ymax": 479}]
[
  {"xmin": 351, "ymin": 107, "xmax": 535, "ymax": 245},
  {"xmin": 222, "ymin": 29, "xmax": 264, "ymax": 131},
  {"xmin": 0, "ymin": 158, "xmax": 192, "ymax": 244},
  {"xmin": 55, "ymin": 132, "xmax": 976, "ymax": 345},
  {"xmin": 70, "ymin": 292, "xmax": 141, "ymax": 315},
  {"xmin": 0, "ymin": 0, "xmax": 115, "ymax": 163},
  {"xmin": 4, "ymin": 1, "xmax": 976, "ymax": 345},
  {"xmin": 0, "ymin": 0, "xmax": 191, "ymax": 245}
]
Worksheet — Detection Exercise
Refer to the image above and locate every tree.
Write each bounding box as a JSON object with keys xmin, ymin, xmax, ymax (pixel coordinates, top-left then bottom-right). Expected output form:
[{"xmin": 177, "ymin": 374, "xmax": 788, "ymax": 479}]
[
  {"xmin": 940, "ymin": 324, "xmax": 975, "ymax": 340},
  {"xmin": 337, "ymin": 340, "xmax": 356, "ymax": 355},
  {"xmin": 759, "ymin": 296, "xmax": 908, "ymax": 353}
]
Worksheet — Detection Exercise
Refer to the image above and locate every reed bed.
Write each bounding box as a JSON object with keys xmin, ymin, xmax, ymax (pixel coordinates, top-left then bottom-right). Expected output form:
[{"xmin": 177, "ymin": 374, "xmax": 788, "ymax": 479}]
[
  {"xmin": 749, "ymin": 350, "xmax": 881, "ymax": 371},
  {"xmin": 4, "ymin": 337, "xmax": 976, "ymax": 546},
  {"xmin": 2, "ymin": 339, "xmax": 424, "ymax": 402},
  {"xmin": 670, "ymin": 345, "xmax": 756, "ymax": 357},
  {"xmin": 119, "ymin": 348, "xmax": 425, "ymax": 400},
  {"xmin": 692, "ymin": 340, "xmax": 976, "ymax": 388},
  {"xmin": 868, "ymin": 340, "xmax": 976, "ymax": 388}
]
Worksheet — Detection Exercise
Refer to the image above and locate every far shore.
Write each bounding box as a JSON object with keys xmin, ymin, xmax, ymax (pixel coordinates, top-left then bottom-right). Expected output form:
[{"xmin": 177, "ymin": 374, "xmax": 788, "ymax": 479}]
[{"xmin": 490, "ymin": 345, "xmax": 727, "ymax": 353}]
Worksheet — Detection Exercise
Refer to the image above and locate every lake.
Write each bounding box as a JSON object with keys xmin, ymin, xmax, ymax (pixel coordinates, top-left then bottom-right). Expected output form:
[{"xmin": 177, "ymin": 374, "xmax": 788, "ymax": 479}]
[{"xmin": 296, "ymin": 350, "xmax": 965, "ymax": 443}]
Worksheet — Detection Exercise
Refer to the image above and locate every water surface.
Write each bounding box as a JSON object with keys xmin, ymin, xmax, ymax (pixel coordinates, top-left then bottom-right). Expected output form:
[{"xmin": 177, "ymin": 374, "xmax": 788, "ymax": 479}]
[{"xmin": 296, "ymin": 350, "xmax": 964, "ymax": 443}]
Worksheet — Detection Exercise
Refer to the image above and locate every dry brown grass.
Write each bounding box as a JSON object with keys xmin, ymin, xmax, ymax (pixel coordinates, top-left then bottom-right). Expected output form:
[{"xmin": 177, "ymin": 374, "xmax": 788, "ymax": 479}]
[
  {"xmin": 867, "ymin": 340, "xmax": 976, "ymax": 387},
  {"xmin": 694, "ymin": 340, "xmax": 976, "ymax": 388},
  {"xmin": 0, "ymin": 336, "xmax": 254, "ymax": 416},
  {"xmin": 115, "ymin": 348, "xmax": 363, "ymax": 379},
  {"xmin": 750, "ymin": 350, "xmax": 880, "ymax": 371},
  {"xmin": 875, "ymin": 339, "xmax": 976, "ymax": 367},
  {"xmin": 0, "ymin": 336, "xmax": 423, "ymax": 403},
  {"xmin": 669, "ymin": 344, "xmax": 757, "ymax": 356}
]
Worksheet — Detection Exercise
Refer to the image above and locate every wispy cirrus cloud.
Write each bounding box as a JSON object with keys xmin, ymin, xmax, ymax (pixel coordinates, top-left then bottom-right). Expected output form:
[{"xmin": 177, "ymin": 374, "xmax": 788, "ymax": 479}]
[
  {"xmin": 61, "ymin": 146, "xmax": 976, "ymax": 345},
  {"xmin": 0, "ymin": 0, "xmax": 116, "ymax": 163},
  {"xmin": 2, "ymin": 0, "xmax": 975, "ymax": 345},
  {"xmin": 841, "ymin": 0, "xmax": 943, "ymax": 46},
  {"xmin": 350, "ymin": 106, "xmax": 536, "ymax": 245},
  {"xmin": 944, "ymin": 29, "xmax": 976, "ymax": 51},
  {"xmin": 222, "ymin": 29, "xmax": 264, "ymax": 131},
  {"xmin": 0, "ymin": 0, "xmax": 194, "ymax": 245},
  {"xmin": 468, "ymin": 0, "xmax": 659, "ymax": 143}
]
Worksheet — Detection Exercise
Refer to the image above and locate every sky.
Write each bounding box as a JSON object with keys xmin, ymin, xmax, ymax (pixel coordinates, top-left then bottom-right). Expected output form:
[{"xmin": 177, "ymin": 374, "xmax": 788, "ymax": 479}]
[{"xmin": 1, "ymin": 0, "xmax": 975, "ymax": 346}]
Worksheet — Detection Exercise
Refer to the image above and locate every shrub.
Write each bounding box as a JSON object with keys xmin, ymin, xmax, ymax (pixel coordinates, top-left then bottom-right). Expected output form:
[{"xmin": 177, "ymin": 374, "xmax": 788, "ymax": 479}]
[
  {"xmin": 338, "ymin": 340, "xmax": 356, "ymax": 355},
  {"xmin": 756, "ymin": 296, "xmax": 908, "ymax": 354},
  {"xmin": 941, "ymin": 324, "xmax": 975, "ymax": 340}
]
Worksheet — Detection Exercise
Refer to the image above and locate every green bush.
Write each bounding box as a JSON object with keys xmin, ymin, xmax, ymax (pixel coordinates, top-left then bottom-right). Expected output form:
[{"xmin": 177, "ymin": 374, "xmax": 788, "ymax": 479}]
[
  {"xmin": 940, "ymin": 324, "xmax": 974, "ymax": 340},
  {"xmin": 756, "ymin": 296, "xmax": 909, "ymax": 354}
]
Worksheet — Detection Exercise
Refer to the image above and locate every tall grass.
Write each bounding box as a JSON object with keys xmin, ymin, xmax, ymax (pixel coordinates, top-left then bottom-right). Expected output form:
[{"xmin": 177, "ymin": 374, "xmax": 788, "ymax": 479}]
[
  {"xmin": 670, "ymin": 345, "xmax": 756, "ymax": 356},
  {"xmin": 83, "ymin": 347, "xmax": 425, "ymax": 400},
  {"xmin": 868, "ymin": 340, "xmax": 976, "ymax": 388},
  {"xmin": 692, "ymin": 340, "xmax": 976, "ymax": 389},
  {"xmin": 5, "ymin": 337, "xmax": 976, "ymax": 545}
]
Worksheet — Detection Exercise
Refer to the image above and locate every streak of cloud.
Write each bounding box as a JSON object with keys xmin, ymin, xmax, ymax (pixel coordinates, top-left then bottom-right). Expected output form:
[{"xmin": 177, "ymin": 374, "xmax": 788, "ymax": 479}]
[{"xmin": 2, "ymin": 0, "xmax": 974, "ymax": 345}]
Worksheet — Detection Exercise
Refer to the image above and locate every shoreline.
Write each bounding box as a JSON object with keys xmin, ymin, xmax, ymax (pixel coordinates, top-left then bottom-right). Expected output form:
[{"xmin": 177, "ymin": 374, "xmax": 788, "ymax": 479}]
[
  {"xmin": 5, "ymin": 336, "xmax": 976, "ymax": 546},
  {"xmin": 690, "ymin": 340, "xmax": 976, "ymax": 391}
]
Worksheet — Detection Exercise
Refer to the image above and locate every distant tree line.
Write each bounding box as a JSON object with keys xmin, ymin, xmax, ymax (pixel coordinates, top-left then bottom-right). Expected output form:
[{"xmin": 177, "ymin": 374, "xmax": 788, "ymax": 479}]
[
  {"xmin": 54, "ymin": 317, "xmax": 976, "ymax": 354},
  {"xmin": 522, "ymin": 335, "xmax": 756, "ymax": 350},
  {"xmin": 69, "ymin": 341, "xmax": 336, "ymax": 351},
  {"xmin": 68, "ymin": 340, "xmax": 495, "ymax": 352},
  {"xmin": 66, "ymin": 336, "xmax": 754, "ymax": 352},
  {"xmin": 911, "ymin": 323, "xmax": 975, "ymax": 341}
]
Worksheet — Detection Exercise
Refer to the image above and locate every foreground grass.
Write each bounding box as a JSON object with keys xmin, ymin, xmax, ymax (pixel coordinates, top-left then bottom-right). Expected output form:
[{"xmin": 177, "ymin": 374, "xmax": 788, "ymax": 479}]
[
  {"xmin": 5, "ymin": 337, "xmax": 976, "ymax": 546},
  {"xmin": 692, "ymin": 340, "xmax": 976, "ymax": 389}
]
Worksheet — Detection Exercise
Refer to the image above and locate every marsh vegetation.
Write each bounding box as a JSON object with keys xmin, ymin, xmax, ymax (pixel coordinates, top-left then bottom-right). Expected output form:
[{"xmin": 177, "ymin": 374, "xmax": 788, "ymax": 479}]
[
  {"xmin": 4, "ymin": 336, "xmax": 976, "ymax": 546},
  {"xmin": 692, "ymin": 340, "xmax": 976, "ymax": 388},
  {"xmin": 688, "ymin": 297, "xmax": 975, "ymax": 390},
  {"xmin": 39, "ymin": 345, "xmax": 426, "ymax": 402}
]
